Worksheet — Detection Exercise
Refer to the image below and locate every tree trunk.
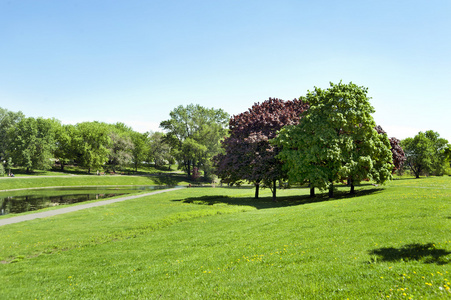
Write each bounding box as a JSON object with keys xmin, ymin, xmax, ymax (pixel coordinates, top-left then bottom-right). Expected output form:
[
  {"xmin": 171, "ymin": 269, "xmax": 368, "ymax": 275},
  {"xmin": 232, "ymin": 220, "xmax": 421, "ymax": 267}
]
[
  {"xmin": 272, "ymin": 180, "xmax": 277, "ymax": 202},
  {"xmin": 349, "ymin": 178, "xmax": 355, "ymax": 194},
  {"xmin": 310, "ymin": 187, "xmax": 315, "ymax": 198},
  {"xmin": 255, "ymin": 182, "xmax": 260, "ymax": 199},
  {"xmin": 328, "ymin": 182, "xmax": 334, "ymax": 198}
]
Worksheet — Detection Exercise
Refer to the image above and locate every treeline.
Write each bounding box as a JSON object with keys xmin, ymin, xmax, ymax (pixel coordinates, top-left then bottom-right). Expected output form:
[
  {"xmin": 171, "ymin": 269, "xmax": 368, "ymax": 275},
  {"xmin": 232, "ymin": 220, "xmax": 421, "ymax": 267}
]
[
  {"xmin": 2, "ymin": 81, "xmax": 449, "ymax": 195},
  {"xmin": 0, "ymin": 104, "xmax": 229, "ymax": 179}
]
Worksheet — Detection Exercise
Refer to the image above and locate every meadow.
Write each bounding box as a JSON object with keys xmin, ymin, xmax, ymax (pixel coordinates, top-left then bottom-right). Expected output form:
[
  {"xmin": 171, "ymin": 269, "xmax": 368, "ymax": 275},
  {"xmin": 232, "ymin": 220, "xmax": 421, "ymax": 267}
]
[{"xmin": 0, "ymin": 176, "xmax": 450, "ymax": 299}]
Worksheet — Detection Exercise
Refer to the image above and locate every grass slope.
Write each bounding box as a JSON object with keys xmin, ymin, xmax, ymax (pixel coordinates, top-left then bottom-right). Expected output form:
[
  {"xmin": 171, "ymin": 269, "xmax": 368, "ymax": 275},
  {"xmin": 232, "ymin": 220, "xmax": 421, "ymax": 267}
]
[
  {"xmin": 0, "ymin": 177, "xmax": 450, "ymax": 299},
  {"xmin": 0, "ymin": 174, "xmax": 190, "ymax": 191}
]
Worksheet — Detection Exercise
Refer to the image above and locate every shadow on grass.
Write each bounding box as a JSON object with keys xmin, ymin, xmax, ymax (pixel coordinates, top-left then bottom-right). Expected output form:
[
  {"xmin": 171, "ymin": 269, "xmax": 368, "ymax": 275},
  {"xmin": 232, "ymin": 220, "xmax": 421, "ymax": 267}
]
[
  {"xmin": 174, "ymin": 187, "xmax": 383, "ymax": 210},
  {"xmin": 369, "ymin": 243, "xmax": 451, "ymax": 265}
]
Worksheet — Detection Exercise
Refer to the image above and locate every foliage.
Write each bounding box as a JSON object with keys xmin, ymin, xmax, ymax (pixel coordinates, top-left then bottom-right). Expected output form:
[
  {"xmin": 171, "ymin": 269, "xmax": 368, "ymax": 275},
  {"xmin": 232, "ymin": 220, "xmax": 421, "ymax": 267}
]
[
  {"xmin": 160, "ymin": 104, "xmax": 229, "ymax": 179},
  {"xmin": 0, "ymin": 162, "xmax": 4, "ymax": 176},
  {"xmin": 130, "ymin": 131, "xmax": 150, "ymax": 172},
  {"xmin": 215, "ymin": 98, "xmax": 309, "ymax": 199},
  {"xmin": 275, "ymin": 82, "xmax": 393, "ymax": 197},
  {"xmin": 0, "ymin": 107, "xmax": 24, "ymax": 162},
  {"xmin": 7, "ymin": 117, "xmax": 58, "ymax": 173},
  {"xmin": 53, "ymin": 123, "xmax": 76, "ymax": 170},
  {"xmin": 71, "ymin": 122, "xmax": 111, "ymax": 173},
  {"xmin": 375, "ymin": 125, "xmax": 406, "ymax": 173},
  {"xmin": 148, "ymin": 131, "xmax": 172, "ymax": 168},
  {"xmin": 402, "ymin": 130, "xmax": 450, "ymax": 178},
  {"xmin": 106, "ymin": 123, "xmax": 134, "ymax": 172}
]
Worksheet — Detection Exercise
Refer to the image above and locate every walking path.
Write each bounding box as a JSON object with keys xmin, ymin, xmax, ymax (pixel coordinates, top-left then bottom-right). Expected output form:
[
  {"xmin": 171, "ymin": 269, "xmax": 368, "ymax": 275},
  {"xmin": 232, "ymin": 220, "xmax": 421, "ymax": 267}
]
[{"xmin": 0, "ymin": 187, "xmax": 185, "ymax": 227}]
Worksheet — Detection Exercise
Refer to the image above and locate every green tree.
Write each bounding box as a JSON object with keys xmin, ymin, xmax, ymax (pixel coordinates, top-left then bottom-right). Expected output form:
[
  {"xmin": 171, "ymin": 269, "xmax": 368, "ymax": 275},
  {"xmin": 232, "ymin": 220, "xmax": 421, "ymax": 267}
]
[
  {"xmin": 106, "ymin": 123, "xmax": 134, "ymax": 172},
  {"xmin": 53, "ymin": 123, "xmax": 75, "ymax": 171},
  {"xmin": 0, "ymin": 107, "xmax": 24, "ymax": 162},
  {"xmin": 148, "ymin": 131, "xmax": 172, "ymax": 168},
  {"xmin": 71, "ymin": 122, "xmax": 111, "ymax": 173},
  {"xmin": 130, "ymin": 131, "xmax": 150, "ymax": 172},
  {"xmin": 402, "ymin": 131, "xmax": 449, "ymax": 178},
  {"xmin": 8, "ymin": 117, "xmax": 58, "ymax": 172},
  {"xmin": 274, "ymin": 82, "xmax": 393, "ymax": 197},
  {"xmin": 160, "ymin": 104, "xmax": 228, "ymax": 179}
]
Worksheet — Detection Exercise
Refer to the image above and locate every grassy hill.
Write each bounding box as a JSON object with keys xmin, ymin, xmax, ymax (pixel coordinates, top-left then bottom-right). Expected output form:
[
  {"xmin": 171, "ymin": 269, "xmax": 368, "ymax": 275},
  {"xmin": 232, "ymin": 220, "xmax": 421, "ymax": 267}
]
[{"xmin": 0, "ymin": 176, "xmax": 450, "ymax": 299}]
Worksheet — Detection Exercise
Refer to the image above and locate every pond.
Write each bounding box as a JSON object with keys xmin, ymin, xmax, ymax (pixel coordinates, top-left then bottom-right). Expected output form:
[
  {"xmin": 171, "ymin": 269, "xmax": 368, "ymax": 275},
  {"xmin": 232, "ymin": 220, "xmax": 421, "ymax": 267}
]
[{"xmin": 0, "ymin": 186, "xmax": 171, "ymax": 215}]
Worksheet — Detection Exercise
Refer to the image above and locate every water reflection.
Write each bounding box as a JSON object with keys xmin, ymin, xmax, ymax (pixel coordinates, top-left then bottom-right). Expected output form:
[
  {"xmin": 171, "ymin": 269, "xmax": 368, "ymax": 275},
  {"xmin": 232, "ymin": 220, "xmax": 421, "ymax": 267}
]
[{"xmin": 0, "ymin": 186, "xmax": 171, "ymax": 215}]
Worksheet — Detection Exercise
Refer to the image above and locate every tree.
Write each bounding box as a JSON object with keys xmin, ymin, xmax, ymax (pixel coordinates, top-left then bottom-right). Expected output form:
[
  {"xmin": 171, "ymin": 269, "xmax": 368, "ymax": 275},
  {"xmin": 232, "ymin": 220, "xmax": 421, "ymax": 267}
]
[
  {"xmin": 274, "ymin": 82, "xmax": 393, "ymax": 197},
  {"xmin": 106, "ymin": 123, "xmax": 134, "ymax": 172},
  {"xmin": 130, "ymin": 131, "xmax": 150, "ymax": 172},
  {"xmin": 148, "ymin": 132, "xmax": 172, "ymax": 168},
  {"xmin": 8, "ymin": 117, "xmax": 58, "ymax": 172},
  {"xmin": 0, "ymin": 107, "xmax": 24, "ymax": 163},
  {"xmin": 53, "ymin": 123, "xmax": 76, "ymax": 171},
  {"xmin": 375, "ymin": 126, "xmax": 406, "ymax": 173},
  {"xmin": 215, "ymin": 98, "xmax": 309, "ymax": 200},
  {"xmin": 160, "ymin": 104, "xmax": 229, "ymax": 179},
  {"xmin": 402, "ymin": 130, "xmax": 449, "ymax": 178},
  {"xmin": 71, "ymin": 122, "xmax": 111, "ymax": 173}
]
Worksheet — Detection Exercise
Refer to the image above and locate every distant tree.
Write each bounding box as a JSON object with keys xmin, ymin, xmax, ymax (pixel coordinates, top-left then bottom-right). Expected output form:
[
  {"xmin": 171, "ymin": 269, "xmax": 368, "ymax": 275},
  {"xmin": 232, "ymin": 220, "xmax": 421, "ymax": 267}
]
[
  {"xmin": 106, "ymin": 123, "xmax": 134, "ymax": 172},
  {"xmin": 215, "ymin": 98, "xmax": 309, "ymax": 200},
  {"xmin": 8, "ymin": 117, "xmax": 58, "ymax": 172},
  {"xmin": 375, "ymin": 125, "xmax": 406, "ymax": 173},
  {"xmin": 53, "ymin": 123, "xmax": 76, "ymax": 171},
  {"xmin": 274, "ymin": 82, "xmax": 393, "ymax": 197},
  {"xmin": 160, "ymin": 104, "xmax": 229, "ymax": 179},
  {"xmin": 148, "ymin": 131, "xmax": 172, "ymax": 168},
  {"xmin": 402, "ymin": 131, "xmax": 449, "ymax": 178},
  {"xmin": 71, "ymin": 122, "xmax": 111, "ymax": 173},
  {"xmin": 5, "ymin": 157, "xmax": 13, "ymax": 176},
  {"xmin": 130, "ymin": 131, "xmax": 150, "ymax": 172},
  {"xmin": 0, "ymin": 107, "xmax": 24, "ymax": 162}
]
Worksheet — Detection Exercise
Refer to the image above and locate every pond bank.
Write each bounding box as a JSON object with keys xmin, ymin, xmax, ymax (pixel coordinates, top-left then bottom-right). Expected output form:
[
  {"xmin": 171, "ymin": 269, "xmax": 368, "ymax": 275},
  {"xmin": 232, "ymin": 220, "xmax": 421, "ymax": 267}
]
[{"xmin": 0, "ymin": 187, "xmax": 185, "ymax": 227}]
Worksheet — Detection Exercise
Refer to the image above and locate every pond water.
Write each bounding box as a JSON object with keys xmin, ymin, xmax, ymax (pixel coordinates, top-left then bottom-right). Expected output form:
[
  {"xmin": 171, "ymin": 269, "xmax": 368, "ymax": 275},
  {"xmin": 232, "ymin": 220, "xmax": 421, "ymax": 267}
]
[{"xmin": 0, "ymin": 186, "xmax": 171, "ymax": 215}]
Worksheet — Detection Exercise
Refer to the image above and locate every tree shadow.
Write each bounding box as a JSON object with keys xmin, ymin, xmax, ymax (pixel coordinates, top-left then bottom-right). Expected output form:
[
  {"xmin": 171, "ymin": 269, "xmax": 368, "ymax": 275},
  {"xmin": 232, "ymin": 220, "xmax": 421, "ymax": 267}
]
[
  {"xmin": 173, "ymin": 187, "xmax": 383, "ymax": 210},
  {"xmin": 368, "ymin": 243, "xmax": 451, "ymax": 265},
  {"xmin": 151, "ymin": 174, "xmax": 185, "ymax": 186}
]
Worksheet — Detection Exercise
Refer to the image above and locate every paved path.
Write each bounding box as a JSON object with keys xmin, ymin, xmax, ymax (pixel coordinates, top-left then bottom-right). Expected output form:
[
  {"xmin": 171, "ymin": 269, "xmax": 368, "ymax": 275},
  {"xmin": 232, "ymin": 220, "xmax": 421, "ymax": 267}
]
[{"xmin": 0, "ymin": 187, "xmax": 185, "ymax": 227}]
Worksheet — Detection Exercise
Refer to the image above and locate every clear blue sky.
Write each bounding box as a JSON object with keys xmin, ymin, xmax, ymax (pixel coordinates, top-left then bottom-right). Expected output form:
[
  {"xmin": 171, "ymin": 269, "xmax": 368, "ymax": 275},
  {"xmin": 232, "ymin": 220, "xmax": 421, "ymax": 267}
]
[{"xmin": 1, "ymin": 0, "xmax": 450, "ymax": 141}]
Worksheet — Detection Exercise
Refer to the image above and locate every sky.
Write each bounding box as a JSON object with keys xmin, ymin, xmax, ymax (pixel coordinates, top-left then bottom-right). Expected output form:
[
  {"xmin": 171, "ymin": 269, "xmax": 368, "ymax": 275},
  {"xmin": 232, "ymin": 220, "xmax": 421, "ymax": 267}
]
[{"xmin": 1, "ymin": 0, "xmax": 450, "ymax": 141}]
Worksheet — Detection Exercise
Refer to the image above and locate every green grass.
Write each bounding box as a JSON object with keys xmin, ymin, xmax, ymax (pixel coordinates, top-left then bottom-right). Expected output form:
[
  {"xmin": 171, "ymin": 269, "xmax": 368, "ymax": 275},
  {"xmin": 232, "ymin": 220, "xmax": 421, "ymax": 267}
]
[
  {"xmin": 0, "ymin": 177, "xmax": 450, "ymax": 299},
  {"xmin": 0, "ymin": 174, "xmax": 192, "ymax": 191}
]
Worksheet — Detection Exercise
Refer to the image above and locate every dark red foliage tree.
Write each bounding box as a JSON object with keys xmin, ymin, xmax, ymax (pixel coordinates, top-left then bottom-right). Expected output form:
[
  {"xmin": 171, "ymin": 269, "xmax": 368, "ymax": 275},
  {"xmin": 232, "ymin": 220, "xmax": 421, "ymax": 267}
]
[
  {"xmin": 375, "ymin": 125, "xmax": 406, "ymax": 172},
  {"xmin": 214, "ymin": 98, "xmax": 309, "ymax": 200}
]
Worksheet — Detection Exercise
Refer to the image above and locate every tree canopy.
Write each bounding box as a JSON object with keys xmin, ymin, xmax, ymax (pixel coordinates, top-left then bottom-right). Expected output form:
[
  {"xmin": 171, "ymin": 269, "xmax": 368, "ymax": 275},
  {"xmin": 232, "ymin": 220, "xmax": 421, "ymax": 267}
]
[
  {"xmin": 160, "ymin": 104, "xmax": 229, "ymax": 180},
  {"xmin": 215, "ymin": 98, "xmax": 309, "ymax": 200},
  {"xmin": 375, "ymin": 125, "xmax": 406, "ymax": 173},
  {"xmin": 274, "ymin": 82, "xmax": 393, "ymax": 197},
  {"xmin": 8, "ymin": 117, "xmax": 58, "ymax": 173},
  {"xmin": 402, "ymin": 130, "xmax": 450, "ymax": 178},
  {"xmin": 0, "ymin": 107, "xmax": 24, "ymax": 163}
]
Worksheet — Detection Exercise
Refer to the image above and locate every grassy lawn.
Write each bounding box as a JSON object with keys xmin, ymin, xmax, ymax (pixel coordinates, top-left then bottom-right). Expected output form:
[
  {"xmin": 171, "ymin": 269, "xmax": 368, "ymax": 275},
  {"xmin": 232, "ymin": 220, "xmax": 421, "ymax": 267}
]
[
  {"xmin": 0, "ymin": 177, "xmax": 450, "ymax": 299},
  {"xmin": 0, "ymin": 173, "xmax": 191, "ymax": 191}
]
